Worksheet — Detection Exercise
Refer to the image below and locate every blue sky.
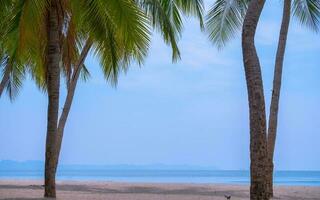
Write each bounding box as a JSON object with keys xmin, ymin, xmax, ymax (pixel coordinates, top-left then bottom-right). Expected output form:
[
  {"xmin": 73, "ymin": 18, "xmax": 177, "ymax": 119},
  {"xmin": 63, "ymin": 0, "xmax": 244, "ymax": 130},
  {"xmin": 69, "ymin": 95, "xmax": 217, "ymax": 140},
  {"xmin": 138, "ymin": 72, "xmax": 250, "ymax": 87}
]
[{"xmin": 0, "ymin": 1, "xmax": 319, "ymax": 170}]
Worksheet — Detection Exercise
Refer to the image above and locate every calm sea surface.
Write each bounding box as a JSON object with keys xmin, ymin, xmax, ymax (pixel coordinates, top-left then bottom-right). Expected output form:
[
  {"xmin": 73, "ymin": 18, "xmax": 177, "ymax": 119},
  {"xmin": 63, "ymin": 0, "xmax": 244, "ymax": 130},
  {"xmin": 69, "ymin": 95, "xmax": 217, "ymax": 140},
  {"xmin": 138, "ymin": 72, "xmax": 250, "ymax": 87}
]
[{"xmin": 1, "ymin": 170, "xmax": 320, "ymax": 186}]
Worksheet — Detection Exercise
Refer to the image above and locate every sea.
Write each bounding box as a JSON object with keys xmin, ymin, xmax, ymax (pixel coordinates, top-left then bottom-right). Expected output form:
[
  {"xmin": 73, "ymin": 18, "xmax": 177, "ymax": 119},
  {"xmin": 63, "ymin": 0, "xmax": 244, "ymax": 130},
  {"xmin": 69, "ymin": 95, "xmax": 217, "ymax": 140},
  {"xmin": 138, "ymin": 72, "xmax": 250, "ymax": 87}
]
[{"xmin": 1, "ymin": 169, "xmax": 320, "ymax": 186}]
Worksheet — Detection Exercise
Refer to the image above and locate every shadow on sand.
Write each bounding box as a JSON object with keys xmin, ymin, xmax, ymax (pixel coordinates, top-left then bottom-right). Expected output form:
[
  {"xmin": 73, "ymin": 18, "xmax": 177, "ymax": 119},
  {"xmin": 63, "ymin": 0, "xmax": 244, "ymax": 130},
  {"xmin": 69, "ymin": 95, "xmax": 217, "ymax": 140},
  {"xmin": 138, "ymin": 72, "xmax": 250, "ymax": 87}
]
[{"xmin": 0, "ymin": 184, "xmax": 248, "ymax": 199}]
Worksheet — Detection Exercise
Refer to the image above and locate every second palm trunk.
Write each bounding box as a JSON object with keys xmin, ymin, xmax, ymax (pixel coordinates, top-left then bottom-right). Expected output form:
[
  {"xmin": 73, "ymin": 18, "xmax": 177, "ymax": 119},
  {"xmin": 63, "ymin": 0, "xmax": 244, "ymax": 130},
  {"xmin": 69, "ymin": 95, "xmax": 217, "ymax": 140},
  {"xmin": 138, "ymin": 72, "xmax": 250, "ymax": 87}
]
[{"xmin": 266, "ymin": 0, "xmax": 291, "ymax": 197}]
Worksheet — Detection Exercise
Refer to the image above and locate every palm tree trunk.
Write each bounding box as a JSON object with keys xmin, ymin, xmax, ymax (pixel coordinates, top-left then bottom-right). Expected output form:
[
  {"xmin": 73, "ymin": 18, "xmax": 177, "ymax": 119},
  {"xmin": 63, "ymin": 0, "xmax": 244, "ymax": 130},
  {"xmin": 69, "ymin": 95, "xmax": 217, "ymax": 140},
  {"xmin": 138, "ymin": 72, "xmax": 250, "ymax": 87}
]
[
  {"xmin": 53, "ymin": 39, "xmax": 92, "ymax": 171},
  {"xmin": 241, "ymin": 0, "xmax": 268, "ymax": 199},
  {"xmin": 266, "ymin": 0, "xmax": 291, "ymax": 197},
  {"xmin": 44, "ymin": 0, "xmax": 61, "ymax": 197},
  {"xmin": 0, "ymin": 64, "xmax": 11, "ymax": 97}
]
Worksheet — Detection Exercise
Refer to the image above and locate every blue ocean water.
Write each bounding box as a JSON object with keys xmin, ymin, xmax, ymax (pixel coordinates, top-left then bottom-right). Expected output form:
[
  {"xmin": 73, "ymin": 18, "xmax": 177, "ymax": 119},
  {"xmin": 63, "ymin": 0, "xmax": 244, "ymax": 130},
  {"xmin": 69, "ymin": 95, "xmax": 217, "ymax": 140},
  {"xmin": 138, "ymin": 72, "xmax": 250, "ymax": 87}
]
[{"xmin": 1, "ymin": 170, "xmax": 320, "ymax": 186}]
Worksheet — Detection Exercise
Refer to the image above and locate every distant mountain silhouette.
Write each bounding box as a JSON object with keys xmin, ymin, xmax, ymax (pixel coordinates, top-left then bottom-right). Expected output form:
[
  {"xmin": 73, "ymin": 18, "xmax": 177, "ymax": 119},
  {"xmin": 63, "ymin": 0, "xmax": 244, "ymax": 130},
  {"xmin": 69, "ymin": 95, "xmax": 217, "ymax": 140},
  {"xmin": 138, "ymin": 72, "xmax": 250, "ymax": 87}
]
[
  {"xmin": 0, "ymin": 160, "xmax": 219, "ymax": 171},
  {"xmin": 0, "ymin": 160, "xmax": 43, "ymax": 170}
]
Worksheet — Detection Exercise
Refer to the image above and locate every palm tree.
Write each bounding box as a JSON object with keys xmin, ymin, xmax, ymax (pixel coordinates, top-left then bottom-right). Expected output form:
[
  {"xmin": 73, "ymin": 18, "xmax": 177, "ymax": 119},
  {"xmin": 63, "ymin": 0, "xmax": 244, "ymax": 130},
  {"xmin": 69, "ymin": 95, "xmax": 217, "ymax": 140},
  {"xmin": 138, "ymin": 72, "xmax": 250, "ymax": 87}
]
[
  {"xmin": 0, "ymin": 3, "xmax": 62, "ymax": 196},
  {"xmin": 207, "ymin": 2, "xmax": 268, "ymax": 197},
  {"xmin": 1, "ymin": 0, "xmax": 151, "ymax": 197},
  {"xmin": 206, "ymin": 0, "xmax": 320, "ymax": 198},
  {"xmin": 0, "ymin": 8, "xmax": 78, "ymax": 195},
  {"xmin": 1, "ymin": 0, "xmax": 204, "ymax": 197}
]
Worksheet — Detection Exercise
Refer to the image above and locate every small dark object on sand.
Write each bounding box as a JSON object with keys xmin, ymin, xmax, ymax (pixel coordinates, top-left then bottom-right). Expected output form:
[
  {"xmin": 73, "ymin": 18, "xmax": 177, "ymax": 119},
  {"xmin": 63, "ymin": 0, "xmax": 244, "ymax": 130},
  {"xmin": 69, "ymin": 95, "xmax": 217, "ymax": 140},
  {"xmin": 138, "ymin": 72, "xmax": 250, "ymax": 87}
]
[{"xmin": 224, "ymin": 194, "xmax": 231, "ymax": 199}]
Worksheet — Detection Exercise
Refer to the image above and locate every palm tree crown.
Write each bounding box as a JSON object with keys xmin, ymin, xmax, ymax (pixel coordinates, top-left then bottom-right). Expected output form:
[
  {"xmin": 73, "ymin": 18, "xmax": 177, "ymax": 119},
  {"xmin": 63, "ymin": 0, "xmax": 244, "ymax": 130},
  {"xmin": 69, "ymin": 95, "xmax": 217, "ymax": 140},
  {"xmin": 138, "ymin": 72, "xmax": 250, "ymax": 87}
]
[{"xmin": 206, "ymin": 0, "xmax": 320, "ymax": 48}]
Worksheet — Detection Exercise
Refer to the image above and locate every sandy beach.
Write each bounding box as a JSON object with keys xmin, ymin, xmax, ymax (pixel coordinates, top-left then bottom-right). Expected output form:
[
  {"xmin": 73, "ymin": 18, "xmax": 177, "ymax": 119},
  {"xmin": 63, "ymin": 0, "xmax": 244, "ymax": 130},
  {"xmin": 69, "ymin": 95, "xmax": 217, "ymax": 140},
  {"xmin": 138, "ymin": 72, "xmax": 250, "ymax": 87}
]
[{"xmin": 0, "ymin": 180, "xmax": 319, "ymax": 200}]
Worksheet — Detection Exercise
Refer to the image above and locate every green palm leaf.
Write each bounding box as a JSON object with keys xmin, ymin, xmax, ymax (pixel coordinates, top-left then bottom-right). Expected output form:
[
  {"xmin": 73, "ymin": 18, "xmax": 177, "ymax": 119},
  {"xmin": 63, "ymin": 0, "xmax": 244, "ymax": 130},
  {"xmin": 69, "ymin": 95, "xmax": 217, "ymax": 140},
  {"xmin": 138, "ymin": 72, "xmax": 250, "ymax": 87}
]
[
  {"xmin": 174, "ymin": 0, "xmax": 204, "ymax": 29},
  {"xmin": 293, "ymin": 0, "xmax": 320, "ymax": 32},
  {"xmin": 138, "ymin": 0, "xmax": 204, "ymax": 61},
  {"xmin": 206, "ymin": 0, "xmax": 248, "ymax": 49}
]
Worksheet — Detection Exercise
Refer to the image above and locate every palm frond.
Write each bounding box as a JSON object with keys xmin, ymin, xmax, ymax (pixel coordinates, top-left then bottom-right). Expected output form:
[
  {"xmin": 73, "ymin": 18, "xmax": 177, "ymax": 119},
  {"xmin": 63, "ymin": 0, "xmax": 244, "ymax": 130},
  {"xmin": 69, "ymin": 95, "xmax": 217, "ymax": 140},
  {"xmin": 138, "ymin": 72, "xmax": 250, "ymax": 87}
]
[
  {"xmin": 61, "ymin": 16, "xmax": 78, "ymax": 86},
  {"xmin": 138, "ymin": 0, "xmax": 182, "ymax": 61},
  {"xmin": 0, "ymin": 0, "xmax": 49, "ymax": 96},
  {"xmin": 106, "ymin": 0, "xmax": 150, "ymax": 61},
  {"xmin": 138, "ymin": 0, "xmax": 205, "ymax": 61},
  {"xmin": 174, "ymin": 0, "xmax": 205, "ymax": 29},
  {"xmin": 293, "ymin": 0, "xmax": 320, "ymax": 32},
  {"xmin": 80, "ymin": 63, "xmax": 91, "ymax": 82},
  {"xmin": 3, "ymin": 56, "xmax": 25, "ymax": 101},
  {"xmin": 206, "ymin": 0, "xmax": 248, "ymax": 49},
  {"xmin": 72, "ymin": 0, "xmax": 150, "ymax": 86}
]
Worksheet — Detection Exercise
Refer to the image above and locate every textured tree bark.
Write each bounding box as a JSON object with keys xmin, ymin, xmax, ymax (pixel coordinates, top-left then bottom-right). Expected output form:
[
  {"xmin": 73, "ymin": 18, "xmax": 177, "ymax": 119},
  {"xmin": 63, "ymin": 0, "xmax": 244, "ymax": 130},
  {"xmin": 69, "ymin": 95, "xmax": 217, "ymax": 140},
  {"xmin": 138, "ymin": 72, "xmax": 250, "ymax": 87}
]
[
  {"xmin": 266, "ymin": 0, "xmax": 291, "ymax": 197},
  {"xmin": 241, "ymin": 0, "xmax": 268, "ymax": 199},
  {"xmin": 44, "ymin": 0, "xmax": 61, "ymax": 197},
  {"xmin": 0, "ymin": 63, "xmax": 11, "ymax": 97},
  {"xmin": 54, "ymin": 39, "xmax": 92, "ymax": 171}
]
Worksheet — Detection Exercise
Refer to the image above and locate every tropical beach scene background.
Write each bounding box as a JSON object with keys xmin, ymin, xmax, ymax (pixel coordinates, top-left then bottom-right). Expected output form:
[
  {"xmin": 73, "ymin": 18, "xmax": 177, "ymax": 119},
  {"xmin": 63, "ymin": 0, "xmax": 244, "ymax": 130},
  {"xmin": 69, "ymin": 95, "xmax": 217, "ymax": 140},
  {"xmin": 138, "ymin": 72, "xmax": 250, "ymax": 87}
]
[{"xmin": 0, "ymin": 0, "xmax": 320, "ymax": 199}]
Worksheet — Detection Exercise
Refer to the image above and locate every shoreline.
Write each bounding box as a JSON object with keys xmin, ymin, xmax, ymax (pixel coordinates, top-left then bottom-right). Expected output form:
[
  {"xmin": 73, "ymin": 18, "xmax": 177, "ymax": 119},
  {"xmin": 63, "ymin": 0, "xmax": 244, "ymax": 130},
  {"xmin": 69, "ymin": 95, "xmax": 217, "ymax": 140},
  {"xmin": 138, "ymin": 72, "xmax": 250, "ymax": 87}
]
[
  {"xmin": 1, "ymin": 178, "xmax": 320, "ymax": 186},
  {"xmin": 1, "ymin": 180, "xmax": 320, "ymax": 199}
]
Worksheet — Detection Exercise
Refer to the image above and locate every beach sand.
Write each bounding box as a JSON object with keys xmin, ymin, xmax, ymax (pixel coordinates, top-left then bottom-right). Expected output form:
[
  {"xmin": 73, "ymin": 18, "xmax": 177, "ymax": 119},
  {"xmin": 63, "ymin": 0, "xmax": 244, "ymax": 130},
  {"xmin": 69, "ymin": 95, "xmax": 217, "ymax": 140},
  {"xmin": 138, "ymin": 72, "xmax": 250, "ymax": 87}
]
[{"xmin": 0, "ymin": 180, "xmax": 319, "ymax": 200}]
